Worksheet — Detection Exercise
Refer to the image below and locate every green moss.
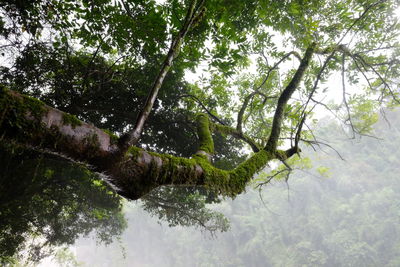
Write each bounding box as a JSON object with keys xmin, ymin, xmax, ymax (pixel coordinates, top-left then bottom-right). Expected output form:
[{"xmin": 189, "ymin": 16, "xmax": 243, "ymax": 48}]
[
  {"xmin": 62, "ymin": 113, "xmax": 82, "ymax": 129},
  {"xmin": 193, "ymin": 154, "xmax": 229, "ymax": 190},
  {"xmin": 196, "ymin": 113, "xmax": 214, "ymax": 154},
  {"xmin": 274, "ymin": 150, "xmax": 287, "ymax": 160},
  {"xmin": 102, "ymin": 129, "xmax": 118, "ymax": 143},
  {"xmin": 194, "ymin": 149, "xmax": 273, "ymax": 197},
  {"xmin": 228, "ymin": 150, "xmax": 271, "ymax": 193},
  {"xmin": 80, "ymin": 132, "xmax": 102, "ymax": 158},
  {"xmin": 126, "ymin": 146, "xmax": 199, "ymax": 185},
  {"xmin": 123, "ymin": 140, "xmax": 275, "ymax": 198},
  {"xmin": 0, "ymin": 87, "xmax": 111, "ymax": 160},
  {"xmin": 83, "ymin": 132, "xmax": 100, "ymax": 146},
  {"xmin": 127, "ymin": 147, "xmax": 274, "ymax": 198},
  {"xmin": 147, "ymin": 150, "xmax": 198, "ymax": 184},
  {"xmin": 213, "ymin": 123, "xmax": 236, "ymax": 137},
  {"xmin": 22, "ymin": 95, "xmax": 46, "ymax": 118},
  {"xmin": 126, "ymin": 146, "xmax": 142, "ymax": 158},
  {"xmin": 0, "ymin": 86, "xmax": 46, "ymax": 121}
]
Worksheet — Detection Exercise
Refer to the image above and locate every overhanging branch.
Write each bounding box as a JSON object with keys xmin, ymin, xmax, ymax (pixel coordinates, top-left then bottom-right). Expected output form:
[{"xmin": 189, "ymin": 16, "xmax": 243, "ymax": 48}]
[{"xmin": 1, "ymin": 89, "xmax": 297, "ymax": 200}]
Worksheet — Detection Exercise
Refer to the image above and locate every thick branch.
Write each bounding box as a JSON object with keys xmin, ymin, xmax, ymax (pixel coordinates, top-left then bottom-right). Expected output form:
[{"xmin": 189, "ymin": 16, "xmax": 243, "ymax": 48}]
[
  {"xmin": 1, "ymin": 89, "xmax": 297, "ymax": 200},
  {"xmin": 0, "ymin": 88, "xmax": 117, "ymax": 167},
  {"xmin": 265, "ymin": 43, "xmax": 316, "ymax": 152}
]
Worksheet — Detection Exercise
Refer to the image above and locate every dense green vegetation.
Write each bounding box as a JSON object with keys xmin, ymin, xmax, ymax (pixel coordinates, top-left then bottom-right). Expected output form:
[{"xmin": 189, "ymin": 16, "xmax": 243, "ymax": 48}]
[
  {"xmin": 75, "ymin": 110, "xmax": 400, "ymax": 266},
  {"xmin": 1, "ymin": 0, "xmax": 399, "ymax": 161},
  {"xmin": 1, "ymin": 0, "xmax": 400, "ymax": 264}
]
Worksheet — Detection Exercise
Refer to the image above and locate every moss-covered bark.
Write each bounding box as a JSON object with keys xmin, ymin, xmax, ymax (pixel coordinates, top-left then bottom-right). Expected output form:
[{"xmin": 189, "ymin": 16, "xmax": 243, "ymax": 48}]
[
  {"xmin": 111, "ymin": 145, "xmax": 276, "ymax": 199},
  {"xmin": 196, "ymin": 113, "xmax": 214, "ymax": 154},
  {"xmin": 0, "ymin": 89, "xmax": 295, "ymax": 200}
]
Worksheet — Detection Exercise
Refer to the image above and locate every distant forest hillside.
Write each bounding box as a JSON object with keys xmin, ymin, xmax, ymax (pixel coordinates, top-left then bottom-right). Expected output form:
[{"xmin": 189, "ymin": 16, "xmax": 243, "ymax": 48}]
[{"xmin": 75, "ymin": 109, "xmax": 400, "ymax": 267}]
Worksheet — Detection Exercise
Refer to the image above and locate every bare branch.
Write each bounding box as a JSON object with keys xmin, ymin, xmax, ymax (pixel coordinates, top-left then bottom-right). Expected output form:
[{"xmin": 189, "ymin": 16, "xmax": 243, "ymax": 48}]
[
  {"xmin": 236, "ymin": 51, "xmax": 300, "ymax": 133},
  {"xmin": 310, "ymin": 97, "xmax": 341, "ymax": 120},
  {"xmin": 212, "ymin": 123, "xmax": 260, "ymax": 152},
  {"xmin": 255, "ymin": 51, "xmax": 302, "ymax": 92},
  {"xmin": 236, "ymin": 91, "xmax": 277, "ymax": 133},
  {"xmin": 302, "ymin": 139, "xmax": 345, "ymax": 160},
  {"xmin": 255, "ymin": 168, "xmax": 290, "ymax": 189},
  {"xmin": 355, "ymin": 54, "xmax": 400, "ymax": 104},
  {"xmin": 294, "ymin": 51, "xmax": 337, "ymax": 148},
  {"xmin": 355, "ymin": 46, "xmax": 397, "ymax": 55}
]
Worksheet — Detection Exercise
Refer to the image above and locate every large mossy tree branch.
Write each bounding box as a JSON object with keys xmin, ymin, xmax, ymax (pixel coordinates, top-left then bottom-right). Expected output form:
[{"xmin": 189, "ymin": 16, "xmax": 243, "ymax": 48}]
[
  {"xmin": 1, "ymin": 89, "xmax": 296, "ymax": 200},
  {"xmin": 124, "ymin": 0, "xmax": 205, "ymax": 149},
  {"xmin": 265, "ymin": 43, "xmax": 316, "ymax": 152},
  {"xmin": 115, "ymin": 110, "xmax": 298, "ymax": 199},
  {"xmin": 116, "ymin": 141, "xmax": 295, "ymax": 199}
]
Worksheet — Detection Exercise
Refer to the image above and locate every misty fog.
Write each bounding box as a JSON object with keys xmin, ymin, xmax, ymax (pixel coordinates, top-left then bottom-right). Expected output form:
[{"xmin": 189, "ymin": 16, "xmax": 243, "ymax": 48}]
[{"xmin": 63, "ymin": 110, "xmax": 400, "ymax": 267}]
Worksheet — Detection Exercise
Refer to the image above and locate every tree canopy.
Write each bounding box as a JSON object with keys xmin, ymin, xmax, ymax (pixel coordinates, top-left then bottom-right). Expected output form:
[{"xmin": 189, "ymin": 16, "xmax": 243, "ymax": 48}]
[
  {"xmin": 1, "ymin": 0, "xmax": 399, "ymax": 201},
  {"xmin": 1, "ymin": 0, "xmax": 400, "ymax": 264}
]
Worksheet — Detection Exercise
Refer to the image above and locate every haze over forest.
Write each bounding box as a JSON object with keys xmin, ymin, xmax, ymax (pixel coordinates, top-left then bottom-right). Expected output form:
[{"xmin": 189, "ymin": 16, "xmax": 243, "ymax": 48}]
[{"xmin": 69, "ymin": 110, "xmax": 400, "ymax": 267}]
